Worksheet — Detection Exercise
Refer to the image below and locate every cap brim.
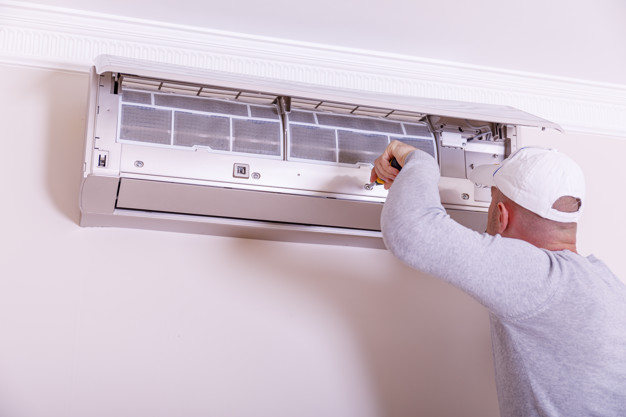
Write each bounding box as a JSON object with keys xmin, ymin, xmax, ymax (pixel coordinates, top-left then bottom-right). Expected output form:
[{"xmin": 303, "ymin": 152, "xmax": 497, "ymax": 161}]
[{"xmin": 468, "ymin": 163, "xmax": 499, "ymax": 187}]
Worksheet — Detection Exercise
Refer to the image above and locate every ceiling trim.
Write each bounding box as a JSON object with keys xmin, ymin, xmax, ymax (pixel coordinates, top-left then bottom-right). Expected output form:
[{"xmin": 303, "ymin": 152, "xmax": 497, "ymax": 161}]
[{"xmin": 1, "ymin": 1, "xmax": 625, "ymax": 137}]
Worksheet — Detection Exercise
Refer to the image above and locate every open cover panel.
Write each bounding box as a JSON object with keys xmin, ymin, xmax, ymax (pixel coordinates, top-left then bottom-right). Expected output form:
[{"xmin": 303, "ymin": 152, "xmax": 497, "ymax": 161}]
[{"xmin": 80, "ymin": 55, "xmax": 558, "ymax": 248}]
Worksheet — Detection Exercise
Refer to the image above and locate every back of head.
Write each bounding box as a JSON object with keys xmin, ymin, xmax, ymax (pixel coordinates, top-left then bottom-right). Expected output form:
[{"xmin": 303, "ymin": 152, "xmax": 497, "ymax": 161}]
[
  {"xmin": 471, "ymin": 147, "xmax": 584, "ymax": 250},
  {"xmin": 470, "ymin": 147, "xmax": 586, "ymax": 223},
  {"xmin": 491, "ymin": 188, "xmax": 579, "ymax": 246}
]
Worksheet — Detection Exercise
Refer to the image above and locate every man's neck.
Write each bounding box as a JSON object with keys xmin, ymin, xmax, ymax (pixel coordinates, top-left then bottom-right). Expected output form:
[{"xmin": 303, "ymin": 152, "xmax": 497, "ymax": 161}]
[{"xmin": 505, "ymin": 228, "xmax": 578, "ymax": 253}]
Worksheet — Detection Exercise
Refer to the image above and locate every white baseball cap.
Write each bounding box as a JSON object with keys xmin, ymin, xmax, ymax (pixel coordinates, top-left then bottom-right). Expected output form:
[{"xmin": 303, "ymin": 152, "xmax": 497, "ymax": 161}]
[{"xmin": 469, "ymin": 147, "xmax": 585, "ymax": 223}]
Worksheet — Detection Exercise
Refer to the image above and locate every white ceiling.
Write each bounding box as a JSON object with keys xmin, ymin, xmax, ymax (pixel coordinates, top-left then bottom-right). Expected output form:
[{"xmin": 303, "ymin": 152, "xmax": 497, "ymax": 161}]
[{"xmin": 21, "ymin": 0, "xmax": 626, "ymax": 86}]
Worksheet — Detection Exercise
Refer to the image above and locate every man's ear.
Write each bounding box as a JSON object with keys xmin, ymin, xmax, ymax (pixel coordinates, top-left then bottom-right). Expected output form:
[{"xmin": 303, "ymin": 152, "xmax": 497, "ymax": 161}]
[{"xmin": 497, "ymin": 202, "xmax": 509, "ymax": 235}]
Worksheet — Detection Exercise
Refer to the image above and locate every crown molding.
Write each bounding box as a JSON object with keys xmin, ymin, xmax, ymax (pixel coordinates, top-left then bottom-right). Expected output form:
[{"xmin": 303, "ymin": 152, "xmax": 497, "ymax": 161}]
[{"xmin": 1, "ymin": 1, "xmax": 625, "ymax": 138}]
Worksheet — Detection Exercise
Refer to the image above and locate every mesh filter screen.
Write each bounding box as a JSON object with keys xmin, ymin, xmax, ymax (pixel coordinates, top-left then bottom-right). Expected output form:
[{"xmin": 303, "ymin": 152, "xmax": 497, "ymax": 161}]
[
  {"xmin": 174, "ymin": 112, "xmax": 230, "ymax": 150},
  {"xmin": 287, "ymin": 110, "xmax": 435, "ymax": 166},
  {"xmin": 120, "ymin": 105, "xmax": 172, "ymax": 145},
  {"xmin": 338, "ymin": 130, "xmax": 389, "ymax": 165},
  {"xmin": 232, "ymin": 119, "xmax": 281, "ymax": 156},
  {"xmin": 155, "ymin": 94, "xmax": 248, "ymax": 117},
  {"xmin": 121, "ymin": 91, "xmax": 152, "ymax": 105},
  {"xmin": 250, "ymin": 106, "xmax": 279, "ymax": 120},
  {"xmin": 404, "ymin": 123, "xmax": 433, "ymax": 137},
  {"xmin": 316, "ymin": 113, "xmax": 403, "ymax": 134},
  {"xmin": 117, "ymin": 87, "xmax": 436, "ymax": 165},
  {"xmin": 119, "ymin": 90, "xmax": 282, "ymax": 157},
  {"xmin": 290, "ymin": 125, "xmax": 337, "ymax": 162},
  {"xmin": 394, "ymin": 137, "xmax": 436, "ymax": 158},
  {"xmin": 289, "ymin": 110, "xmax": 317, "ymax": 124}
]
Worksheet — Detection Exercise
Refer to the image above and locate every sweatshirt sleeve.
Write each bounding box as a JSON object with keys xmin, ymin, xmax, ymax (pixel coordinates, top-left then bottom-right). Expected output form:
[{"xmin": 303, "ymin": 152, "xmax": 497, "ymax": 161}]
[{"xmin": 381, "ymin": 150, "xmax": 561, "ymax": 319}]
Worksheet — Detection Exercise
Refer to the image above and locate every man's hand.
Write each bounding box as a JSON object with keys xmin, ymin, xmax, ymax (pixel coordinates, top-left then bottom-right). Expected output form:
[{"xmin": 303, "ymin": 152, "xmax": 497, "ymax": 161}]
[{"xmin": 370, "ymin": 140, "xmax": 416, "ymax": 189}]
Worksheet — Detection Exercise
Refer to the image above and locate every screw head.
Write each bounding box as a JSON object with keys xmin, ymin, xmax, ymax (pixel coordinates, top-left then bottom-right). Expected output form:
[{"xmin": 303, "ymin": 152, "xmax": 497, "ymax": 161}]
[
  {"xmin": 461, "ymin": 193, "xmax": 470, "ymax": 200},
  {"xmin": 134, "ymin": 160, "xmax": 144, "ymax": 168}
]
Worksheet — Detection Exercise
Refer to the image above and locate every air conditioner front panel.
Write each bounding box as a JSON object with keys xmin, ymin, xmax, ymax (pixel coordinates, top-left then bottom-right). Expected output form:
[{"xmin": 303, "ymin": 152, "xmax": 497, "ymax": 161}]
[
  {"xmin": 116, "ymin": 178, "xmax": 384, "ymax": 231},
  {"xmin": 119, "ymin": 145, "xmax": 386, "ymax": 200}
]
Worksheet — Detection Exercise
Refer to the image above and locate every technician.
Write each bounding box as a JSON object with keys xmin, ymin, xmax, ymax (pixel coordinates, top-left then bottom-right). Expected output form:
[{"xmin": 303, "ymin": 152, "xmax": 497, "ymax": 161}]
[{"xmin": 371, "ymin": 141, "xmax": 626, "ymax": 417}]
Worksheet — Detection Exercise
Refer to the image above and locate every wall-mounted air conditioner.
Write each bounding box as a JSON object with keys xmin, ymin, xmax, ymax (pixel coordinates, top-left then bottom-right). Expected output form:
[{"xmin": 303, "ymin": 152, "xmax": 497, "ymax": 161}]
[{"xmin": 80, "ymin": 55, "xmax": 560, "ymax": 248}]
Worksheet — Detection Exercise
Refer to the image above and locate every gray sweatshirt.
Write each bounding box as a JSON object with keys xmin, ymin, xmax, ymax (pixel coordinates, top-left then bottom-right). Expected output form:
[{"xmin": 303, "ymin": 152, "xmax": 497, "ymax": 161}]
[{"xmin": 381, "ymin": 150, "xmax": 626, "ymax": 417}]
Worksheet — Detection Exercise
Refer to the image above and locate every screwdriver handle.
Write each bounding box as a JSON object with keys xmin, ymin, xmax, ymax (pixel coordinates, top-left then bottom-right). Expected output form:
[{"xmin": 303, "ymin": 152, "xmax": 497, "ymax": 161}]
[
  {"xmin": 390, "ymin": 157, "xmax": 402, "ymax": 171},
  {"xmin": 364, "ymin": 157, "xmax": 403, "ymax": 190}
]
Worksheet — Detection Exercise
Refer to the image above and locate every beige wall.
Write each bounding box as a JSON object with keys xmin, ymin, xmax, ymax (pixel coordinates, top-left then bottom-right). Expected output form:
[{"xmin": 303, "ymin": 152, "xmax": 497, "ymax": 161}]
[
  {"xmin": 520, "ymin": 127, "xmax": 626, "ymax": 279},
  {"xmin": 0, "ymin": 62, "xmax": 623, "ymax": 417},
  {"xmin": 1, "ymin": 64, "xmax": 498, "ymax": 417}
]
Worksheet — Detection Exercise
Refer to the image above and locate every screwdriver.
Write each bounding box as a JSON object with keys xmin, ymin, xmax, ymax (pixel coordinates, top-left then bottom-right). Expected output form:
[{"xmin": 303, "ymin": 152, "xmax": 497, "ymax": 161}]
[{"xmin": 364, "ymin": 157, "xmax": 402, "ymax": 190}]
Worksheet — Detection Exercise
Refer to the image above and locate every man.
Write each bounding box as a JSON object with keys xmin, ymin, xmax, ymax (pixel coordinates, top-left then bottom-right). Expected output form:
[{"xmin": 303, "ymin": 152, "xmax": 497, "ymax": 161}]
[{"xmin": 371, "ymin": 141, "xmax": 626, "ymax": 417}]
